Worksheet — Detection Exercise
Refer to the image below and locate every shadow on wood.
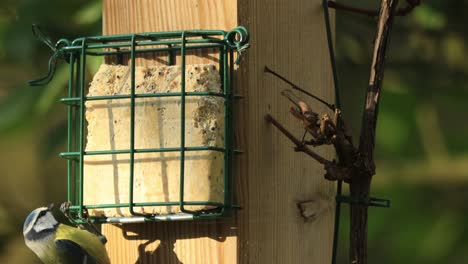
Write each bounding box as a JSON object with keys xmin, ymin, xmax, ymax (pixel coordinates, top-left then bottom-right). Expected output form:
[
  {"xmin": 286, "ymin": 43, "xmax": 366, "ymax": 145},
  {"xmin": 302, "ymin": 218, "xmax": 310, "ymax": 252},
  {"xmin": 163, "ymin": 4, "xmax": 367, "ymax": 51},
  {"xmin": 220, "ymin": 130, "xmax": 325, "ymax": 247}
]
[
  {"xmin": 105, "ymin": 219, "xmax": 237, "ymax": 263},
  {"xmin": 135, "ymin": 237, "xmax": 182, "ymax": 264}
]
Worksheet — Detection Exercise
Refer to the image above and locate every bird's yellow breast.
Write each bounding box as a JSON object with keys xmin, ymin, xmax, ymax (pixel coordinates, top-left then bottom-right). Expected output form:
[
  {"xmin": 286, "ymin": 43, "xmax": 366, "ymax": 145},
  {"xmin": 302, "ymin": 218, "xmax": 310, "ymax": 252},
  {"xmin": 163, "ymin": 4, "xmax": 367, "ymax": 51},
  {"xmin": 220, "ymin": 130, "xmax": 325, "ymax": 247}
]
[{"xmin": 55, "ymin": 224, "xmax": 110, "ymax": 264}]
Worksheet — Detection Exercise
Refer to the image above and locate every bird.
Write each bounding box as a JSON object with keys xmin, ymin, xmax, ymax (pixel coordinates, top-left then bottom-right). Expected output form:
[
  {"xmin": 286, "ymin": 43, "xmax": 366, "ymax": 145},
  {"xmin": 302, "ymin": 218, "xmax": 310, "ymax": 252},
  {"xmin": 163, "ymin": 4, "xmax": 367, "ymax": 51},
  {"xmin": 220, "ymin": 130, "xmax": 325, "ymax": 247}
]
[{"xmin": 23, "ymin": 204, "xmax": 110, "ymax": 264}]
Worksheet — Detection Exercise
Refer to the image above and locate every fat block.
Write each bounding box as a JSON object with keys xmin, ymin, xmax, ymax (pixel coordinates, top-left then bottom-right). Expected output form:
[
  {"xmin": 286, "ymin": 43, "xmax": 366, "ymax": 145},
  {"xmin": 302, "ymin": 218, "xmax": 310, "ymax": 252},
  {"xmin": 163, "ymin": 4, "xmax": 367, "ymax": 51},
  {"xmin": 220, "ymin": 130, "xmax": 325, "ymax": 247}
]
[{"xmin": 83, "ymin": 64, "xmax": 225, "ymax": 217}]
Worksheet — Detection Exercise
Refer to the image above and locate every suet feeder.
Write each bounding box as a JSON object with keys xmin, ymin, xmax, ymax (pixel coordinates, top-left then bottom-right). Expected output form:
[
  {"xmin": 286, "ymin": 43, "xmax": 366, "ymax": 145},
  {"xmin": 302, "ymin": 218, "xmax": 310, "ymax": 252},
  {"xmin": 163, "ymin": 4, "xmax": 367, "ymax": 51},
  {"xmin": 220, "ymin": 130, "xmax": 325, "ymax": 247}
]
[{"xmin": 32, "ymin": 27, "xmax": 249, "ymax": 224}]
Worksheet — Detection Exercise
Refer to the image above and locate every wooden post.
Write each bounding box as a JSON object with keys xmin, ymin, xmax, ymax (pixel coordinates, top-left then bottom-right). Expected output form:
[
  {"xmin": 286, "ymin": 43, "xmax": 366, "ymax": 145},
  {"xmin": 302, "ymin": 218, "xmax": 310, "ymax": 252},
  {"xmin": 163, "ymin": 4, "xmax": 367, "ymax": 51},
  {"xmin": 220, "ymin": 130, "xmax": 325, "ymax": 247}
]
[{"xmin": 102, "ymin": 0, "xmax": 335, "ymax": 263}]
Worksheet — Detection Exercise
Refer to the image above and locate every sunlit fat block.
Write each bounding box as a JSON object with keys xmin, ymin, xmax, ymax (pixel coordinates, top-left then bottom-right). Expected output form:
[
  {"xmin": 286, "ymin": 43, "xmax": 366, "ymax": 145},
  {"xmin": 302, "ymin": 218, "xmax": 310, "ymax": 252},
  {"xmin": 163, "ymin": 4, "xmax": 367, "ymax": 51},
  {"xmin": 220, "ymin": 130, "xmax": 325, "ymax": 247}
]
[{"xmin": 83, "ymin": 64, "xmax": 225, "ymax": 217}]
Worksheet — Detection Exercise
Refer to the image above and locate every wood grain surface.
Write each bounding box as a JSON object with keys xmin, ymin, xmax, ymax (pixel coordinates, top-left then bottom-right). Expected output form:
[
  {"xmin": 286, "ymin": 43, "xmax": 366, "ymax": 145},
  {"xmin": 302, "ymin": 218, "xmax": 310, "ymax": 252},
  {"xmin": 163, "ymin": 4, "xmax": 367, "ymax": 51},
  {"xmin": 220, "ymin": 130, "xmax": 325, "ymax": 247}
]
[{"xmin": 101, "ymin": 1, "xmax": 335, "ymax": 263}]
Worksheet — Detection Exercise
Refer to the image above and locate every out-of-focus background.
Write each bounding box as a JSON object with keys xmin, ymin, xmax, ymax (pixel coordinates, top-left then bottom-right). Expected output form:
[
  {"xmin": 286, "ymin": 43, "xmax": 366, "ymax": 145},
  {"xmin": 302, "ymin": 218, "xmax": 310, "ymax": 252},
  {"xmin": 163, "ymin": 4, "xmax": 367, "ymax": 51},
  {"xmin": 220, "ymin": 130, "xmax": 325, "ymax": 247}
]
[
  {"xmin": 335, "ymin": 1, "xmax": 468, "ymax": 263},
  {"xmin": 0, "ymin": 1, "xmax": 466, "ymax": 263},
  {"xmin": 0, "ymin": 1, "xmax": 102, "ymax": 262}
]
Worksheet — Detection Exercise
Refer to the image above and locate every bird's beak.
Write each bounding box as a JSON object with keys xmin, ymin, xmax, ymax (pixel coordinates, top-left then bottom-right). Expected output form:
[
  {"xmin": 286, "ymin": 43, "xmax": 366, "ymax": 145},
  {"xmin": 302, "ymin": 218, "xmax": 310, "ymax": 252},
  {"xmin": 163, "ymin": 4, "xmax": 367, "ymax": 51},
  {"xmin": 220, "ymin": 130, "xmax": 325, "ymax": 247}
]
[{"xmin": 47, "ymin": 203, "xmax": 54, "ymax": 210}]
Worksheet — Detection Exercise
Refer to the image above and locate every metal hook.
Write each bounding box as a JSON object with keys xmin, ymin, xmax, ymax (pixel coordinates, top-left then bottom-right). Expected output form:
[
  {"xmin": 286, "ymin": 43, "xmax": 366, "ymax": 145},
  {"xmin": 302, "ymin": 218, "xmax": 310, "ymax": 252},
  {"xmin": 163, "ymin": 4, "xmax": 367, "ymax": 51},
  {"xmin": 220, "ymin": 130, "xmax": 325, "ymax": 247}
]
[
  {"xmin": 32, "ymin": 24, "xmax": 56, "ymax": 52},
  {"xmin": 28, "ymin": 25, "xmax": 71, "ymax": 86},
  {"xmin": 28, "ymin": 52, "xmax": 60, "ymax": 86},
  {"xmin": 225, "ymin": 26, "xmax": 250, "ymax": 64}
]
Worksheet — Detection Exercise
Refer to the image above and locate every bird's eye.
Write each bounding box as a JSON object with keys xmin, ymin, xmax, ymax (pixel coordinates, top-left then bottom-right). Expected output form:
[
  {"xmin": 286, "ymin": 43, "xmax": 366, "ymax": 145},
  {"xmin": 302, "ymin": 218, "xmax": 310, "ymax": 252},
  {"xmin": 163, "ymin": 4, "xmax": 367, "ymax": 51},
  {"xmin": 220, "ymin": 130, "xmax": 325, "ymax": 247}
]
[{"xmin": 38, "ymin": 210, "xmax": 48, "ymax": 218}]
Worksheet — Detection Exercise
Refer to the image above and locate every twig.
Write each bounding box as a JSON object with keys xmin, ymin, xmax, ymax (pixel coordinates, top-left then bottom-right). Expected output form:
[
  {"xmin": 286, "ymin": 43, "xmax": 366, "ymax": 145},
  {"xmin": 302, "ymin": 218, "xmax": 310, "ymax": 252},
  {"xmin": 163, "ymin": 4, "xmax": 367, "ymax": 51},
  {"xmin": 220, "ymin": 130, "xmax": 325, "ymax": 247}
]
[
  {"xmin": 265, "ymin": 114, "xmax": 331, "ymax": 165},
  {"xmin": 328, "ymin": 0, "xmax": 419, "ymax": 17},
  {"xmin": 264, "ymin": 66, "xmax": 336, "ymax": 111},
  {"xmin": 266, "ymin": 114, "xmax": 350, "ymax": 182}
]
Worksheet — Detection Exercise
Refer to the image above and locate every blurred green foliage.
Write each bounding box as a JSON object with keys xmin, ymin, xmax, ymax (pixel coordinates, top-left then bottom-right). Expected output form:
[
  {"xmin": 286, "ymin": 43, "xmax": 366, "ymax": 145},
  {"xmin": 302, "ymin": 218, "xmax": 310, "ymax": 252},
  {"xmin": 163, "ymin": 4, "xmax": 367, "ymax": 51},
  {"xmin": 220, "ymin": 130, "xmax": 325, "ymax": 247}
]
[
  {"xmin": 0, "ymin": 0, "xmax": 466, "ymax": 263},
  {"xmin": 0, "ymin": 0, "xmax": 101, "ymax": 262}
]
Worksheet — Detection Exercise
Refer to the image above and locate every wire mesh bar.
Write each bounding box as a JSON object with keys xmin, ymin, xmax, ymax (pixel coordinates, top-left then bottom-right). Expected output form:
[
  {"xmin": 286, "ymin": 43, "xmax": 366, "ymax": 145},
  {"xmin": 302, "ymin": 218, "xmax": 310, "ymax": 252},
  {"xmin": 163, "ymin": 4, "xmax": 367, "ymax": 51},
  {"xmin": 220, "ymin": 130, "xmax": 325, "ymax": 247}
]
[
  {"xmin": 60, "ymin": 91, "xmax": 226, "ymax": 104},
  {"xmin": 74, "ymin": 57, "xmax": 81, "ymax": 208},
  {"xmin": 221, "ymin": 45, "xmax": 230, "ymax": 217},
  {"xmin": 60, "ymin": 146, "xmax": 227, "ymax": 159},
  {"xmin": 227, "ymin": 49, "xmax": 235, "ymax": 212},
  {"xmin": 168, "ymin": 44, "xmax": 175, "ymax": 65},
  {"xmin": 70, "ymin": 29, "xmax": 226, "ymax": 43},
  {"xmin": 84, "ymin": 44, "xmax": 224, "ymax": 57},
  {"xmin": 78, "ymin": 39, "xmax": 87, "ymax": 219},
  {"xmin": 70, "ymin": 201, "xmax": 225, "ymax": 210},
  {"xmin": 179, "ymin": 31, "xmax": 188, "ymax": 214},
  {"xmin": 67, "ymin": 53, "xmax": 75, "ymax": 202},
  {"xmin": 63, "ymin": 40, "xmax": 225, "ymax": 55},
  {"xmin": 128, "ymin": 34, "xmax": 148, "ymax": 218}
]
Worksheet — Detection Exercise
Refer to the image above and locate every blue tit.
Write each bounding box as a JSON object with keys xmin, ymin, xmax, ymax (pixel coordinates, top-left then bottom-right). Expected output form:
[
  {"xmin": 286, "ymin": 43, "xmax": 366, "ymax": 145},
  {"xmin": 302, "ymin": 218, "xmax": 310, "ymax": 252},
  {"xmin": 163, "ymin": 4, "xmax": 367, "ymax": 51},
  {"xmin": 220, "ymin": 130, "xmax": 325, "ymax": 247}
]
[{"xmin": 23, "ymin": 205, "xmax": 110, "ymax": 264}]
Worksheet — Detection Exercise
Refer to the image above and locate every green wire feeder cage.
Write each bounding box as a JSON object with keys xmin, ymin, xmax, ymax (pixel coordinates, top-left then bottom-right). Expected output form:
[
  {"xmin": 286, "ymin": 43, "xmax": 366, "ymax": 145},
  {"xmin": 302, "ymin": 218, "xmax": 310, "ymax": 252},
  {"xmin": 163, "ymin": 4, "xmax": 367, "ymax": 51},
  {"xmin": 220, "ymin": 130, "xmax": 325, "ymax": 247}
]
[{"xmin": 30, "ymin": 26, "xmax": 250, "ymax": 224}]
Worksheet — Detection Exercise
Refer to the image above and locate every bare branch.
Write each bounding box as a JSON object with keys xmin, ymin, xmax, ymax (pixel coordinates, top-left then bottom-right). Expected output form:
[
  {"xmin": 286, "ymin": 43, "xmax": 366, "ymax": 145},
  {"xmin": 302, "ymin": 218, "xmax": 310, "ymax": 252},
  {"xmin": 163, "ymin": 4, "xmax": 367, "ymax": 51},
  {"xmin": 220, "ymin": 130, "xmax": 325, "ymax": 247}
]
[
  {"xmin": 282, "ymin": 90, "xmax": 320, "ymax": 124},
  {"xmin": 265, "ymin": 114, "xmax": 331, "ymax": 165},
  {"xmin": 328, "ymin": 0, "xmax": 419, "ymax": 17},
  {"xmin": 264, "ymin": 66, "xmax": 336, "ymax": 111},
  {"xmin": 265, "ymin": 114, "xmax": 351, "ymax": 182},
  {"xmin": 350, "ymin": 1, "xmax": 401, "ymax": 263},
  {"xmin": 324, "ymin": 161, "xmax": 351, "ymax": 182},
  {"xmin": 358, "ymin": 0, "xmax": 399, "ymax": 175},
  {"xmin": 281, "ymin": 90, "xmax": 311, "ymax": 114}
]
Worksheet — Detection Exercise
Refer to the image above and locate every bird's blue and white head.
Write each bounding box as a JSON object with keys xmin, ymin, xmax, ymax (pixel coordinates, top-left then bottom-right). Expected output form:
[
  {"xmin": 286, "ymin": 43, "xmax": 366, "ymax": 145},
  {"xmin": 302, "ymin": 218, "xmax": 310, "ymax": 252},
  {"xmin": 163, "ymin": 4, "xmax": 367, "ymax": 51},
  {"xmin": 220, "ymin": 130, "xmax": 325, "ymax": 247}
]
[
  {"xmin": 23, "ymin": 205, "xmax": 58, "ymax": 242},
  {"xmin": 24, "ymin": 204, "xmax": 110, "ymax": 263}
]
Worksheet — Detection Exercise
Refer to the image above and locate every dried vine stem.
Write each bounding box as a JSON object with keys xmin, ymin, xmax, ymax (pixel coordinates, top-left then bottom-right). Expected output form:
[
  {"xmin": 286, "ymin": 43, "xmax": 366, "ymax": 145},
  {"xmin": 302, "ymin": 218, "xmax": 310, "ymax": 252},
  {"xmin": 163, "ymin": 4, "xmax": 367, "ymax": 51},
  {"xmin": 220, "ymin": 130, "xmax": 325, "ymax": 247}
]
[
  {"xmin": 265, "ymin": 0, "xmax": 404, "ymax": 263},
  {"xmin": 350, "ymin": 2, "xmax": 399, "ymax": 262}
]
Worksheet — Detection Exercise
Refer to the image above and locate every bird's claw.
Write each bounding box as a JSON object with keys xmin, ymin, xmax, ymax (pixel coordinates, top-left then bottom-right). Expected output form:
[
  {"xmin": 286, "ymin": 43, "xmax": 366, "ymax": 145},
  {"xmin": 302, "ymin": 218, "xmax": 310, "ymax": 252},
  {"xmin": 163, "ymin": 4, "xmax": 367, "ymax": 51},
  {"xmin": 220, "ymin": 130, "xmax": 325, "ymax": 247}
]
[
  {"xmin": 60, "ymin": 201, "xmax": 72, "ymax": 214},
  {"xmin": 98, "ymin": 235, "xmax": 108, "ymax": 245}
]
